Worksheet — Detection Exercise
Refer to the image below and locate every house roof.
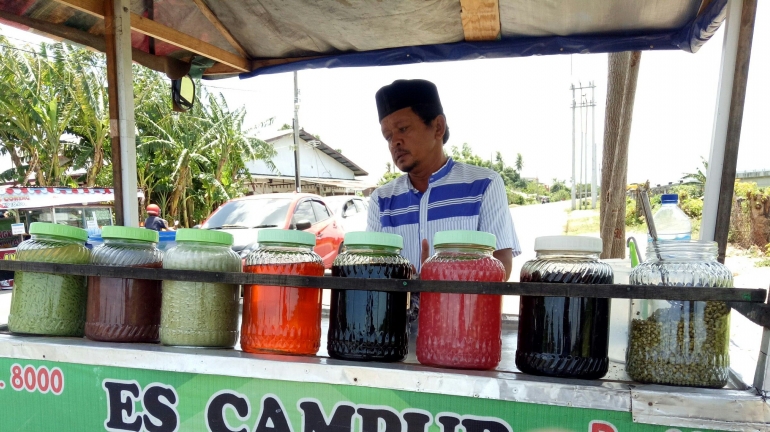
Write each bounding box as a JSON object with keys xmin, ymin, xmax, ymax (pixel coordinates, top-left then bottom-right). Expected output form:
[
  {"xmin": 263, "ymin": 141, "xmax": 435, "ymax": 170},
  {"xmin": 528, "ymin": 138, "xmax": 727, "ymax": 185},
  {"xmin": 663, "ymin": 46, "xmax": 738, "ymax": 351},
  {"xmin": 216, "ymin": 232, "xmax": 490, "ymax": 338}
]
[{"xmin": 263, "ymin": 129, "xmax": 368, "ymax": 177}]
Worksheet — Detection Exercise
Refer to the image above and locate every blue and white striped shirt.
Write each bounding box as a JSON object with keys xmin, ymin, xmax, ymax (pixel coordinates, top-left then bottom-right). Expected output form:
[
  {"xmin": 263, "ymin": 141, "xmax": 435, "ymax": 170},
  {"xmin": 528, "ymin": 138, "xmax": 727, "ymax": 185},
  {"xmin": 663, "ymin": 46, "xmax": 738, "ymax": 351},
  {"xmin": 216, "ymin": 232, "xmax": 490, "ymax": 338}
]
[{"xmin": 367, "ymin": 157, "xmax": 520, "ymax": 272}]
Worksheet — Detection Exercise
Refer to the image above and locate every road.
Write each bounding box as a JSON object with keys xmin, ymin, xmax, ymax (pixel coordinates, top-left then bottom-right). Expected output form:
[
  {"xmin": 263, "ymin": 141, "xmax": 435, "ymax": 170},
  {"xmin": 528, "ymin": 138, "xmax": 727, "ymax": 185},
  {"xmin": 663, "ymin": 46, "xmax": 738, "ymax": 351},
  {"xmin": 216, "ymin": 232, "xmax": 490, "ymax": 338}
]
[{"xmin": 503, "ymin": 200, "xmax": 571, "ymax": 313}]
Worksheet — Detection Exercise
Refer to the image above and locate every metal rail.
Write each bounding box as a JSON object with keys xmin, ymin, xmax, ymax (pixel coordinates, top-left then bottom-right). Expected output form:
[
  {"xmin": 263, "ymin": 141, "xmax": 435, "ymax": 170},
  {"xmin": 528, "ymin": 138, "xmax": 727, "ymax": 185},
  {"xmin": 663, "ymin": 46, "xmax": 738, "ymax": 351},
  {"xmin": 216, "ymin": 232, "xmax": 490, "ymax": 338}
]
[{"xmin": 0, "ymin": 261, "xmax": 767, "ymax": 327}]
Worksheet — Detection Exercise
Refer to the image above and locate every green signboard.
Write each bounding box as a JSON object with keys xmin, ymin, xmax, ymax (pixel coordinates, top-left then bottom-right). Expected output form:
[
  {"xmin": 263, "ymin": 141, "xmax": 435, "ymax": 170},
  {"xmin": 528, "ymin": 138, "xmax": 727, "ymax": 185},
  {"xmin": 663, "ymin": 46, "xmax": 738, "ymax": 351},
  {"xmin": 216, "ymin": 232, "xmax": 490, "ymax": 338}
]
[{"xmin": 0, "ymin": 357, "xmax": 723, "ymax": 432}]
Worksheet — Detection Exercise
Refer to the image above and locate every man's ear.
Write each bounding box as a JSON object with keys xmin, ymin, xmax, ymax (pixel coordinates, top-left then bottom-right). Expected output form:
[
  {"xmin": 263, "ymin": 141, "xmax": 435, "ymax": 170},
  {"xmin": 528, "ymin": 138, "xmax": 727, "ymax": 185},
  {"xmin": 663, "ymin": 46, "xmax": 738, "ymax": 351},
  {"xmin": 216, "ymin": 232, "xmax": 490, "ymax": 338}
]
[{"xmin": 433, "ymin": 115, "xmax": 446, "ymax": 142}]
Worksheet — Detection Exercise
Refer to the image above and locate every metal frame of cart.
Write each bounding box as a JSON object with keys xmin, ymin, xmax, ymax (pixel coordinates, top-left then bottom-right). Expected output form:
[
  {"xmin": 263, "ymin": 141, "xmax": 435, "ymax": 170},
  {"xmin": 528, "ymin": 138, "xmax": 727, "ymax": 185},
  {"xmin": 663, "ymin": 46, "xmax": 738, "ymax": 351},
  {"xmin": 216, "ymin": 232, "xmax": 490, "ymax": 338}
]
[{"xmin": 0, "ymin": 1, "xmax": 767, "ymax": 431}]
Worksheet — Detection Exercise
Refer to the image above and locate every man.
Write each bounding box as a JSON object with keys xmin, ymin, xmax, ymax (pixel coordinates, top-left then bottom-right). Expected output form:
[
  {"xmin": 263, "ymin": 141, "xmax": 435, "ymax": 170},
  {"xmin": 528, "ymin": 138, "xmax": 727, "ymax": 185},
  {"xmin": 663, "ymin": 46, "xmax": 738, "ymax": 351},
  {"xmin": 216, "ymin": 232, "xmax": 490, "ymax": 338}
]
[
  {"xmin": 144, "ymin": 204, "xmax": 173, "ymax": 231},
  {"xmin": 367, "ymin": 79, "xmax": 520, "ymax": 283}
]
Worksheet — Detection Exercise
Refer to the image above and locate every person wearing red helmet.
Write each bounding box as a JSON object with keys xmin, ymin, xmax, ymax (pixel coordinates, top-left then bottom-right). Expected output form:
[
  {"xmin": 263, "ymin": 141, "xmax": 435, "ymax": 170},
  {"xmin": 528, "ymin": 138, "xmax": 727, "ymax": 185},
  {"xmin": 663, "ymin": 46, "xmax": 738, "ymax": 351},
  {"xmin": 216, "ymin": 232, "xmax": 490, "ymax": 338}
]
[{"xmin": 144, "ymin": 204, "xmax": 173, "ymax": 231}]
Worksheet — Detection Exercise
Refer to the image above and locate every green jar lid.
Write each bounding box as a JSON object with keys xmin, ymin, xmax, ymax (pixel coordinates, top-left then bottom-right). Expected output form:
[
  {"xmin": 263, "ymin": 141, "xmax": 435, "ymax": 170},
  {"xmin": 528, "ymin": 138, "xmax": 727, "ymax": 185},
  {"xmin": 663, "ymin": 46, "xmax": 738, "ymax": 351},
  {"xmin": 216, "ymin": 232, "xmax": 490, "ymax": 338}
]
[
  {"xmin": 101, "ymin": 226, "xmax": 159, "ymax": 243},
  {"xmin": 344, "ymin": 231, "xmax": 403, "ymax": 249},
  {"xmin": 434, "ymin": 230, "xmax": 496, "ymax": 249},
  {"xmin": 29, "ymin": 222, "xmax": 87, "ymax": 242},
  {"xmin": 176, "ymin": 228, "xmax": 233, "ymax": 246},
  {"xmin": 258, "ymin": 228, "xmax": 316, "ymax": 247}
]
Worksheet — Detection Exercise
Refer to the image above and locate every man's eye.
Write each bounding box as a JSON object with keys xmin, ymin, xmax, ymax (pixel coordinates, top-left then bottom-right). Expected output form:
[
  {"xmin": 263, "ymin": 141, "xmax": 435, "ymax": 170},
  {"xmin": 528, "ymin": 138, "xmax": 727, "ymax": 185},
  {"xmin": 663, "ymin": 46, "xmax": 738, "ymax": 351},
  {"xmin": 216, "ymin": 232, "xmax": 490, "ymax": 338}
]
[{"xmin": 399, "ymin": 127, "xmax": 408, "ymax": 133}]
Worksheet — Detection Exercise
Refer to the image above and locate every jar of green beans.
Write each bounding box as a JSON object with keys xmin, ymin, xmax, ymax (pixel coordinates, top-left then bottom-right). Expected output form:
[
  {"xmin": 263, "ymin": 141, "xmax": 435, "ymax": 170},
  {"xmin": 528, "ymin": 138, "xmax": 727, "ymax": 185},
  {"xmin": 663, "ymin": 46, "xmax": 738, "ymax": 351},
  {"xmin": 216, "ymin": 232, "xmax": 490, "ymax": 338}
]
[{"xmin": 627, "ymin": 240, "xmax": 733, "ymax": 388}]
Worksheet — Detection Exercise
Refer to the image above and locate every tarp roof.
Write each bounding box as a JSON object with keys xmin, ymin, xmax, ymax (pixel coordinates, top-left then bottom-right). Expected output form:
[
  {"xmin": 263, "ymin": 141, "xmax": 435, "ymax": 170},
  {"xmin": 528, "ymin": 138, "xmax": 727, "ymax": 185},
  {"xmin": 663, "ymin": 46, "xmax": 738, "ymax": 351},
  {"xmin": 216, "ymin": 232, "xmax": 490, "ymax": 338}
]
[{"xmin": 0, "ymin": 0, "xmax": 726, "ymax": 78}]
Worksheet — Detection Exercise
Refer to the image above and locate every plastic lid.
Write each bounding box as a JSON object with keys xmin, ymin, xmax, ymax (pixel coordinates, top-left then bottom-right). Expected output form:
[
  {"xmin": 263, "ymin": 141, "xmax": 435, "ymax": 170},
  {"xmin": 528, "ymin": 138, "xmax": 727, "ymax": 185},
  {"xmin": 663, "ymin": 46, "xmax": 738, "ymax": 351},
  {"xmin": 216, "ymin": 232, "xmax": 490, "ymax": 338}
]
[
  {"xmin": 30, "ymin": 222, "xmax": 88, "ymax": 242},
  {"xmin": 258, "ymin": 228, "xmax": 316, "ymax": 247},
  {"xmin": 101, "ymin": 226, "xmax": 159, "ymax": 243},
  {"xmin": 434, "ymin": 230, "xmax": 496, "ymax": 249},
  {"xmin": 534, "ymin": 235, "xmax": 602, "ymax": 253},
  {"xmin": 661, "ymin": 194, "xmax": 679, "ymax": 204},
  {"xmin": 158, "ymin": 231, "xmax": 176, "ymax": 241},
  {"xmin": 176, "ymin": 228, "xmax": 233, "ymax": 246},
  {"xmin": 344, "ymin": 231, "xmax": 403, "ymax": 249}
]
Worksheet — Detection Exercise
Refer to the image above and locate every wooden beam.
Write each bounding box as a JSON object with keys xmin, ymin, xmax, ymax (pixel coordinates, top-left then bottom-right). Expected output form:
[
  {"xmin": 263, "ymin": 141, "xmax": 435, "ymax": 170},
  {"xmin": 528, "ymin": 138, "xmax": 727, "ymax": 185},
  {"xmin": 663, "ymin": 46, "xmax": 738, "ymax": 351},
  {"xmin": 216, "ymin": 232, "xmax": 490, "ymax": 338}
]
[
  {"xmin": 53, "ymin": 0, "xmax": 250, "ymax": 72},
  {"xmin": 0, "ymin": 10, "xmax": 189, "ymax": 79},
  {"xmin": 104, "ymin": 0, "xmax": 124, "ymax": 226},
  {"xmin": 190, "ymin": 0, "xmax": 249, "ymax": 59},
  {"xmin": 460, "ymin": 0, "xmax": 501, "ymax": 41},
  {"xmin": 713, "ymin": 0, "xmax": 758, "ymax": 263},
  {"xmin": 599, "ymin": 51, "xmax": 641, "ymax": 259}
]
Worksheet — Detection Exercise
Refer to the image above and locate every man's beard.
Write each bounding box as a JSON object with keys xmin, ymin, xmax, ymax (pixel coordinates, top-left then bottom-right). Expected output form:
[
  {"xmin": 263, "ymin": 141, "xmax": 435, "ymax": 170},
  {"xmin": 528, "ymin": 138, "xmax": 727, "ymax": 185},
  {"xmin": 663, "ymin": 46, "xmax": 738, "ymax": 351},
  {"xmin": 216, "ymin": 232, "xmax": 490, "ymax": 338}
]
[{"xmin": 397, "ymin": 159, "xmax": 417, "ymax": 173}]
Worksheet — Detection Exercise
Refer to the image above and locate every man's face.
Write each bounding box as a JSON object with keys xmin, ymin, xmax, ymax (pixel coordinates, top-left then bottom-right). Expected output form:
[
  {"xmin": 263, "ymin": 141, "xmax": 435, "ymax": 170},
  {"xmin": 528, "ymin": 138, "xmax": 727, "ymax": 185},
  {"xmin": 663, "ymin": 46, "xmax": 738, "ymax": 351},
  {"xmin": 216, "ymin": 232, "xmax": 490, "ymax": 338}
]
[{"xmin": 380, "ymin": 107, "xmax": 444, "ymax": 173}]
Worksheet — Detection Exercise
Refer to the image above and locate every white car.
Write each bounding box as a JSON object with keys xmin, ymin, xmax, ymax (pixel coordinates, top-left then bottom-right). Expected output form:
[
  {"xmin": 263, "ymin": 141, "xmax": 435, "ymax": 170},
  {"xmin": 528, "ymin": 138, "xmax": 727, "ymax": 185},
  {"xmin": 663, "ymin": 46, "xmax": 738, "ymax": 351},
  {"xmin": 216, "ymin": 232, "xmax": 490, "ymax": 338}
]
[{"xmin": 324, "ymin": 195, "xmax": 369, "ymax": 234}]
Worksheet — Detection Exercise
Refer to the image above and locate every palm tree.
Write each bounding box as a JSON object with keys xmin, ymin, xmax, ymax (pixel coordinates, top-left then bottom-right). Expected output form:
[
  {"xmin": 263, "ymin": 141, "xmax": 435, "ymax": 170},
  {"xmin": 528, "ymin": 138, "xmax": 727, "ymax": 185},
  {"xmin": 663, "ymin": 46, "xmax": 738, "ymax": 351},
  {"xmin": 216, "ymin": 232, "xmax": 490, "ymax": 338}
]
[
  {"xmin": 515, "ymin": 153, "xmax": 524, "ymax": 172},
  {"xmin": 681, "ymin": 157, "xmax": 708, "ymax": 185}
]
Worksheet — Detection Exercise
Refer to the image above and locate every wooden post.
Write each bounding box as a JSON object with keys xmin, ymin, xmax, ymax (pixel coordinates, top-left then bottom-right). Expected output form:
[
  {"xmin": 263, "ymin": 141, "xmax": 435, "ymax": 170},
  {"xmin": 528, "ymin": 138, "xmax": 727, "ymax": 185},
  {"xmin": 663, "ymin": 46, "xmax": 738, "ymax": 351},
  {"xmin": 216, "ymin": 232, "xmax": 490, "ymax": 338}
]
[
  {"xmin": 599, "ymin": 51, "xmax": 641, "ymax": 259},
  {"xmin": 104, "ymin": 0, "xmax": 123, "ymax": 226},
  {"xmin": 104, "ymin": 0, "xmax": 139, "ymax": 227},
  {"xmin": 712, "ymin": 0, "xmax": 758, "ymax": 263}
]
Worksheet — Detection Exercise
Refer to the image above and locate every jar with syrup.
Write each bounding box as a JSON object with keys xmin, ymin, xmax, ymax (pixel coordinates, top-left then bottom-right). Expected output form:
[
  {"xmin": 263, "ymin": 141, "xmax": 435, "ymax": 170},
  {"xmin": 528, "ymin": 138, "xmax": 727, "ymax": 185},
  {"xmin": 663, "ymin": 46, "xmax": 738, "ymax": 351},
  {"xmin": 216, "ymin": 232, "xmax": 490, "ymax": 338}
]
[
  {"xmin": 242, "ymin": 229, "xmax": 325, "ymax": 355},
  {"xmin": 417, "ymin": 230, "xmax": 505, "ymax": 370},
  {"xmin": 327, "ymin": 232, "xmax": 412, "ymax": 362},
  {"xmin": 517, "ymin": 236, "xmax": 613, "ymax": 379},
  {"xmin": 86, "ymin": 226, "xmax": 163, "ymax": 343}
]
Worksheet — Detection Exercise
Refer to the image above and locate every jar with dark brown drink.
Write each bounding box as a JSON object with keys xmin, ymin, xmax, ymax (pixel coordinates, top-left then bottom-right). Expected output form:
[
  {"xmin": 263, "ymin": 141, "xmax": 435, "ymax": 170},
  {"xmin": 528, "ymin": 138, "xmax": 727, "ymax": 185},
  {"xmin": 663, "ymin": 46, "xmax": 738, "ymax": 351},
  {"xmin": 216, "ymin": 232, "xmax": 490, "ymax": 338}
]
[
  {"xmin": 517, "ymin": 236, "xmax": 613, "ymax": 379},
  {"xmin": 85, "ymin": 226, "xmax": 163, "ymax": 343}
]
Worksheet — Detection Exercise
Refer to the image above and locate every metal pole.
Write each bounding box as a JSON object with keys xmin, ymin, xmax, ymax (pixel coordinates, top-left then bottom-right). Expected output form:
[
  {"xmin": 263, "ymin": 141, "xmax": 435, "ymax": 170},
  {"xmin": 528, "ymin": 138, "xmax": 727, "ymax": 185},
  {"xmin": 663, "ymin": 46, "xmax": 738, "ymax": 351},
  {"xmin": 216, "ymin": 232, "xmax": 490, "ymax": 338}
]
[
  {"xmin": 293, "ymin": 71, "xmax": 301, "ymax": 193},
  {"xmin": 591, "ymin": 81, "xmax": 597, "ymax": 209},
  {"xmin": 579, "ymin": 87, "xmax": 584, "ymax": 210},
  {"xmin": 700, "ymin": 0, "xmax": 745, "ymax": 243},
  {"xmin": 571, "ymin": 84, "xmax": 576, "ymax": 210}
]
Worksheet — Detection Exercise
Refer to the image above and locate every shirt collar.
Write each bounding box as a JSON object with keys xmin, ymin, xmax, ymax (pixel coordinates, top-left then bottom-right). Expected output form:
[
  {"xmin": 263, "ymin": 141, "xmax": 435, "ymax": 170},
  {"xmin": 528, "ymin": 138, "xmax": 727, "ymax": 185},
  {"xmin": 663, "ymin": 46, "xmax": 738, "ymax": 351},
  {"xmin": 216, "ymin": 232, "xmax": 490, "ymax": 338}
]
[{"xmin": 406, "ymin": 157, "xmax": 455, "ymax": 193}]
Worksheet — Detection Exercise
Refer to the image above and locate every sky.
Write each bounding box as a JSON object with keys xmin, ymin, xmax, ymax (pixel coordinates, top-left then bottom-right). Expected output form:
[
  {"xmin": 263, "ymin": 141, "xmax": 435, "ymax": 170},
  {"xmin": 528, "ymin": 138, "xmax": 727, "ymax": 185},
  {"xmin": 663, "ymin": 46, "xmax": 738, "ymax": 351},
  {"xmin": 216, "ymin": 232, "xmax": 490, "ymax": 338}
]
[{"xmin": 1, "ymin": 3, "xmax": 767, "ymax": 188}]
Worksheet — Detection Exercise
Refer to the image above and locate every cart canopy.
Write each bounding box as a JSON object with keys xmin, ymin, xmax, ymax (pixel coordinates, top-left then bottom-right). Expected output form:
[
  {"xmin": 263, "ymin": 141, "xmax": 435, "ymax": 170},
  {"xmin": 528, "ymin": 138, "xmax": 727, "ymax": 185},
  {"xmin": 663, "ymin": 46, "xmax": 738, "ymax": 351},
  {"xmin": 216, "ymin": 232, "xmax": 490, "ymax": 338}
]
[{"xmin": 0, "ymin": 0, "xmax": 727, "ymax": 78}]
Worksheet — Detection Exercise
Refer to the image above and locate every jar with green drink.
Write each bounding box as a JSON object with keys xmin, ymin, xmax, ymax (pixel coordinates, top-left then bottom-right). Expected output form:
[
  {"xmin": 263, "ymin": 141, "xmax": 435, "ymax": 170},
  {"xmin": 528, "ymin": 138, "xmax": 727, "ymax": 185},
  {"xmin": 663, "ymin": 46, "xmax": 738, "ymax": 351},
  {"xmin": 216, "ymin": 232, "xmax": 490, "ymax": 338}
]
[
  {"xmin": 8, "ymin": 222, "xmax": 90, "ymax": 336},
  {"xmin": 159, "ymin": 228, "xmax": 241, "ymax": 347}
]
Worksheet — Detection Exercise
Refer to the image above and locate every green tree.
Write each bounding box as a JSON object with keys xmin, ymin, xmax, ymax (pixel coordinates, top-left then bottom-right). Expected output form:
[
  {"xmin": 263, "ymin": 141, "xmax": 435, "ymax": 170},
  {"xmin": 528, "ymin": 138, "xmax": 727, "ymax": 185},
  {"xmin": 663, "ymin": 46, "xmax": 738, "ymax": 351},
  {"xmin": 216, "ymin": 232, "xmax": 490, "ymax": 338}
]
[
  {"xmin": 515, "ymin": 153, "xmax": 523, "ymax": 172},
  {"xmin": 681, "ymin": 157, "xmax": 708, "ymax": 185},
  {"xmin": 378, "ymin": 162, "xmax": 402, "ymax": 185}
]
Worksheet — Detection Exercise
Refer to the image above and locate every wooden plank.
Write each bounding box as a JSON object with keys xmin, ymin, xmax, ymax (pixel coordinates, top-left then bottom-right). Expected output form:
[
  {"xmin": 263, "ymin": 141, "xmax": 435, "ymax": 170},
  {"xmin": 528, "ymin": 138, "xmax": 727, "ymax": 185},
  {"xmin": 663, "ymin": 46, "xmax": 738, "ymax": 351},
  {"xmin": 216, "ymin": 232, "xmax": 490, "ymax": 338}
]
[
  {"xmin": 190, "ymin": 0, "xmax": 250, "ymax": 59},
  {"xmin": 0, "ymin": 10, "xmax": 189, "ymax": 78},
  {"xmin": 53, "ymin": 0, "xmax": 250, "ymax": 72},
  {"xmin": 104, "ymin": 0, "xmax": 124, "ymax": 226},
  {"xmin": 713, "ymin": 0, "xmax": 758, "ymax": 263},
  {"xmin": 0, "ymin": 261, "xmax": 765, "ymax": 303},
  {"xmin": 460, "ymin": 0, "xmax": 500, "ymax": 41},
  {"xmin": 728, "ymin": 300, "xmax": 770, "ymax": 329}
]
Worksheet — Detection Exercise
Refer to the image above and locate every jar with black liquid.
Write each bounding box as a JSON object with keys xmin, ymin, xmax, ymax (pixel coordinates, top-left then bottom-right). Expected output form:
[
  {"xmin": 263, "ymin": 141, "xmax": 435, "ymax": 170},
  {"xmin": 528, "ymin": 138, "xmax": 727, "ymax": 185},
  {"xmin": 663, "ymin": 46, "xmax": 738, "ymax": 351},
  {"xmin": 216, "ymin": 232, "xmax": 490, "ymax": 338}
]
[
  {"xmin": 517, "ymin": 236, "xmax": 613, "ymax": 379},
  {"xmin": 327, "ymin": 232, "xmax": 412, "ymax": 362}
]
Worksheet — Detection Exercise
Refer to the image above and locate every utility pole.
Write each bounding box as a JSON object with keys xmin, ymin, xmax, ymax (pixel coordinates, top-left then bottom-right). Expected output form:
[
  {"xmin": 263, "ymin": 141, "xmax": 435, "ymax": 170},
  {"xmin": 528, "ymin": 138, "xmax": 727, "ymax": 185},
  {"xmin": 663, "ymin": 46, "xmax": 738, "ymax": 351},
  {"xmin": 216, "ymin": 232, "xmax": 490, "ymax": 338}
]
[
  {"xmin": 591, "ymin": 81, "xmax": 597, "ymax": 209},
  {"xmin": 570, "ymin": 82, "xmax": 597, "ymax": 210},
  {"xmin": 571, "ymin": 84, "xmax": 576, "ymax": 210},
  {"xmin": 293, "ymin": 71, "xmax": 301, "ymax": 193}
]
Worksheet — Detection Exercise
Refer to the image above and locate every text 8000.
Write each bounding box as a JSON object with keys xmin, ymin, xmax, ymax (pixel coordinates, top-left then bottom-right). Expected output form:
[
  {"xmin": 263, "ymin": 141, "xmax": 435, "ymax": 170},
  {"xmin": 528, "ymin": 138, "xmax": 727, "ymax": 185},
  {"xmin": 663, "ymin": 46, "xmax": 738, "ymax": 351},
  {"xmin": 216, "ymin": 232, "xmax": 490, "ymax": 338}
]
[{"xmin": 10, "ymin": 364, "xmax": 63, "ymax": 394}]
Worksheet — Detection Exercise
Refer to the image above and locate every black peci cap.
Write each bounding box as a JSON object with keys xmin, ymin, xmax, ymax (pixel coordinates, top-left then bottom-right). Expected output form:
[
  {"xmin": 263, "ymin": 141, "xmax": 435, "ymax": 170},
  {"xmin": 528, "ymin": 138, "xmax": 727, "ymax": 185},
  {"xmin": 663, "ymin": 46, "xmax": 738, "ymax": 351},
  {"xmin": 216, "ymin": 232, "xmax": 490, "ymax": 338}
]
[{"xmin": 375, "ymin": 79, "xmax": 443, "ymax": 122}]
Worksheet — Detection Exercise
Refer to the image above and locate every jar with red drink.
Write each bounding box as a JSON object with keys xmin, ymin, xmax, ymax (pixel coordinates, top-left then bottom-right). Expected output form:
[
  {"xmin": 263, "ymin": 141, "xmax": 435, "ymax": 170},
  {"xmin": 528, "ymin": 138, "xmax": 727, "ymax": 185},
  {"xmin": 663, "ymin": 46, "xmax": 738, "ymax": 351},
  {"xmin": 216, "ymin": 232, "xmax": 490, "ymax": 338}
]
[
  {"xmin": 417, "ymin": 230, "xmax": 505, "ymax": 369},
  {"xmin": 242, "ymin": 229, "xmax": 325, "ymax": 355}
]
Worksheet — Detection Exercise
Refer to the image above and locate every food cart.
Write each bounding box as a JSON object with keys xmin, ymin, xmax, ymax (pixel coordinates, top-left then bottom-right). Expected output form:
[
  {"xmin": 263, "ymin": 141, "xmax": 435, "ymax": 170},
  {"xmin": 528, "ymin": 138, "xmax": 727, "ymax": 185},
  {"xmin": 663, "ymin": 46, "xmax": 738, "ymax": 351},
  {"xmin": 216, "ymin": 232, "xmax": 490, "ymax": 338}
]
[{"xmin": 0, "ymin": 1, "xmax": 768, "ymax": 431}]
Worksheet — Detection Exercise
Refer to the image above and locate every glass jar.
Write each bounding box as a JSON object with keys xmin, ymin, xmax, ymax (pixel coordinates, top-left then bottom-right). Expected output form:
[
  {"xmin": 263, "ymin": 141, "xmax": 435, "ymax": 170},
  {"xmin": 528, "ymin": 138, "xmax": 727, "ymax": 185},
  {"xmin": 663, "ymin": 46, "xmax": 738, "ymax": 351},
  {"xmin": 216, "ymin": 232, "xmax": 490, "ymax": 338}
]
[
  {"xmin": 627, "ymin": 240, "xmax": 733, "ymax": 388},
  {"xmin": 242, "ymin": 229, "xmax": 325, "ymax": 355},
  {"xmin": 159, "ymin": 229, "xmax": 241, "ymax": 348},
  {"xmin": 328, "ymin": 232, "xmax": 412, "ymax": 362},
  {"xmin": 8, "ymin": 222, "xmax": 90, "ymax": 336},
  {"xmin": 417, "ymin": 230, "xmax": 505, "ymax": 369},
  {"xmin": 85, "ymin": 226, "xmax": 162, "ymax": 343},
  {"xmin": 517, "ymin": 236, "xmax": 613, "ymax": 379}
]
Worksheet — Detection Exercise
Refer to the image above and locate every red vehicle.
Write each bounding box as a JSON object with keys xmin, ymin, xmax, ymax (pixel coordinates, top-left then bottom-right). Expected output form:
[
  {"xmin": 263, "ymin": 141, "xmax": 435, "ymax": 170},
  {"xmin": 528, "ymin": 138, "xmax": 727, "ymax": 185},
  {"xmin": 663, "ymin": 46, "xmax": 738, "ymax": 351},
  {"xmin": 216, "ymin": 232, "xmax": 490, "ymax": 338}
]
[{"xmin": 200, "ymin": 193, "xmax": 344, "ymax": 268}]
